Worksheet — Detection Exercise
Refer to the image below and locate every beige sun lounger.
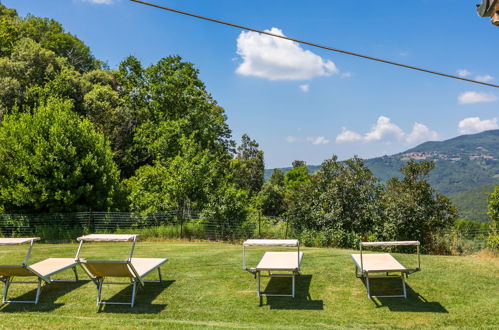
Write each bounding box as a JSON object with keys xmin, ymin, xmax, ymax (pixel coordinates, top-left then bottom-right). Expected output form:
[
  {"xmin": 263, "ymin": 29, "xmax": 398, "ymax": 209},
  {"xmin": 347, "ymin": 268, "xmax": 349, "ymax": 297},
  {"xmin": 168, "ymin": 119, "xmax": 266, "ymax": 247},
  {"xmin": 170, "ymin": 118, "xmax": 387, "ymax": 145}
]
[
  {"xmin": 243, "ymin": 239, "xmax": 303, "ymax": 298},
  {"xmin": 0, "ymin": 238, "xmax": 78, "ymax": 304},
  {"xmin": 76, "ymin": 234, "xmax": 168, "ymax": 307},
  {"xmin": 351, "ymin": 241, "xmax": 421, "ymax": 298}
]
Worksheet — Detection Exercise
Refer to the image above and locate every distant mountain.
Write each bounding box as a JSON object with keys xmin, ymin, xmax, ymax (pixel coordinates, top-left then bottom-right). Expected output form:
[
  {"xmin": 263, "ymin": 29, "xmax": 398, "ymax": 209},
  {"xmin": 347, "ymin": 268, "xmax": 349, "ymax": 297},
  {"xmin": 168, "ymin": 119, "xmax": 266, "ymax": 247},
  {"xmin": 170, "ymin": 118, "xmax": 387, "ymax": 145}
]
[{"xmin": 265, "ymin": 129, "xmax": 499, "ymax": 195}]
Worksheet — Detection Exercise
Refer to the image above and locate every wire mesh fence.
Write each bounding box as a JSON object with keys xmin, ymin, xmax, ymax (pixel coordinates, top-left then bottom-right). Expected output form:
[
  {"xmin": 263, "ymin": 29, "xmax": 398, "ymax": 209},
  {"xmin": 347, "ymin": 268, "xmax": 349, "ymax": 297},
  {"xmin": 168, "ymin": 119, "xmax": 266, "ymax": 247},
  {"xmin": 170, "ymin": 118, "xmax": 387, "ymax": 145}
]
[
  {"xmin": 0, "ymin": 211, "xmax": 494, "ymax": 254},
  {"xmin": 0, "ymin": 211, "xmax": 291, "ymax": 242}
]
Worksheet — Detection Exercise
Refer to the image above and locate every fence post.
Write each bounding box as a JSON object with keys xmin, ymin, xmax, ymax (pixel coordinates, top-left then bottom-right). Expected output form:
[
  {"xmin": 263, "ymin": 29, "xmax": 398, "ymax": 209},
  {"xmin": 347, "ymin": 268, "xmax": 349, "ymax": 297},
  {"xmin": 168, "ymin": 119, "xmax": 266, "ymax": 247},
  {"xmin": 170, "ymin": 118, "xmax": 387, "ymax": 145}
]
[
  {"xmin": 88, "ymin": 210, "xmax": 94, "ymax": 233},
  {"xmin": 285, "ymin": 217, "xmax": 289, "ymax": 239},
  {"xmin": 258, "ymin": 211, "xmax": 261, "ymax": 238}
]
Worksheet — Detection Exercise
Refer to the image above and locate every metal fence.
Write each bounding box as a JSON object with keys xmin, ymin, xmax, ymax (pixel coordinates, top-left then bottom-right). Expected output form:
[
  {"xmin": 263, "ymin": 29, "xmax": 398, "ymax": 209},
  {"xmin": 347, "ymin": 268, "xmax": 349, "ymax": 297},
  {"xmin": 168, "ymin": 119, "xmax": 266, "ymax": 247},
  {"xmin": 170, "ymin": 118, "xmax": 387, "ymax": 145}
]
[
  {"xmin": 0, "ymin": 212, "xmax": 493, "ymax": 254},
  {"xmin": 0, "ymin": 211, "xmax": 290, "ymax": 242}
]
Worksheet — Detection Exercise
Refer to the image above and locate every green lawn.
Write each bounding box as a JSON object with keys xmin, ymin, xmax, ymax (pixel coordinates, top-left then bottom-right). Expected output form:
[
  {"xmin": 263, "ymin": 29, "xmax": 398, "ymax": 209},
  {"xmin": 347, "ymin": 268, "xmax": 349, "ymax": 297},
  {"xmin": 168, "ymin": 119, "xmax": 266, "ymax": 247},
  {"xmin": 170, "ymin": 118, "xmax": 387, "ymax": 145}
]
[{"xmin": 0, "ymin": 241, "xmax": 497, "ymax": 329}]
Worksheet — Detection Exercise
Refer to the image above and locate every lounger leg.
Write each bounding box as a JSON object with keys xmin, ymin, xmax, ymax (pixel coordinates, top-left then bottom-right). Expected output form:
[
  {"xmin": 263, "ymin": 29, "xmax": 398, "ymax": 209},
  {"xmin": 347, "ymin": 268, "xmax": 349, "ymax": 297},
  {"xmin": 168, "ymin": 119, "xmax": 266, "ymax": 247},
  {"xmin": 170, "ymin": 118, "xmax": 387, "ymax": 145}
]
[
  {"xmin": 96, "ymin": 278, "xmax": 103, "ymax": 306},
  {"xmin": 131, "ymin": 280, "xmax": 137, "ymax": 307},
  {"xmin": 292, "ymin": 275, "xmax": 295, "ymax": 298},
  {"xmin": 157, "ymin": 267, "xmax": 162, "ymax": 282},
  {"xmin": 257, "ymin": 272, "xmax": 261, "ymax": 297},
  {"xmin": 401, "ymin": 274, "xmax": 407, "ymax": 298},
  {"xmin": 72, "ymin": 266, "xmax": 79, "ymax": 282},
  {"xmin": 366, "ymin": 276, "xmax": 371, "ymax": 298},
  {"xmin": 2, "ymin": 277, "xmax": 10, "ymax": 304},
  {"xmin": 34, "ymin": 278, "xmax": 42, "ymax": 304},
  {"xmin": 2, "ymin": 277, "xmax": 42, "ymax": 304}
]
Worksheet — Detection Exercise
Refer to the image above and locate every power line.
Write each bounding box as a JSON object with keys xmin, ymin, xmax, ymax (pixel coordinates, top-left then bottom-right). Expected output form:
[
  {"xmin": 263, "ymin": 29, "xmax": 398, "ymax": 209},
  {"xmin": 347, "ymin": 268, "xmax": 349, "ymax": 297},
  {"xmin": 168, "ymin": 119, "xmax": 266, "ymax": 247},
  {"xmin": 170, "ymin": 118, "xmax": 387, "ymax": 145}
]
[{"xmin": 129, "ymin": 0, "xmax": 499, "ymax": 89}]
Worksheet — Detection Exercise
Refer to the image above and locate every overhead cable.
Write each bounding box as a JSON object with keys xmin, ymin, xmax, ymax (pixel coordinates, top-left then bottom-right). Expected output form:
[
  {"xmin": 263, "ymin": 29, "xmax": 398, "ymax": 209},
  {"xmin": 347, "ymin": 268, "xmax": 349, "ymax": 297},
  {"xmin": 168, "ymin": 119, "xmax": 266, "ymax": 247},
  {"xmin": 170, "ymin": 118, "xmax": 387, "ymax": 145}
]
[{"xmin": 130, "ymin": 0, "xmax": 499, "ymax": 89}]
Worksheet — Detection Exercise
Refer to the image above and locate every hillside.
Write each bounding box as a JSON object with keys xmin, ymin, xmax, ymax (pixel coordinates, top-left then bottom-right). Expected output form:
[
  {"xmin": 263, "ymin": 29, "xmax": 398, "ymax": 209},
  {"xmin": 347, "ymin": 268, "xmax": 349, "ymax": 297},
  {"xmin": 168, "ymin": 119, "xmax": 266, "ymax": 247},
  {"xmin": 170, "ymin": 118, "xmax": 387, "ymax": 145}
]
[
  {"xmin": 449, "ymin": 184, "xmax": 496, "ymax": 222},
  {"xmin": 265, "ymin": 129, "xmax": 499, "ymax": 195}
]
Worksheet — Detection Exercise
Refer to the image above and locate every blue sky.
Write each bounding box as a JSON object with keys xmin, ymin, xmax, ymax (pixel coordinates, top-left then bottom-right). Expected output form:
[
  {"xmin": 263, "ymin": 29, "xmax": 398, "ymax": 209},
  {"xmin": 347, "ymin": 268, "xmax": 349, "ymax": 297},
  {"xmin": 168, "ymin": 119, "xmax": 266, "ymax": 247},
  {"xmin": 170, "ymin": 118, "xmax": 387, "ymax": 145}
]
[{"xmin": 4, "ymin": 0, "xmax": 499, "ymax": 168}]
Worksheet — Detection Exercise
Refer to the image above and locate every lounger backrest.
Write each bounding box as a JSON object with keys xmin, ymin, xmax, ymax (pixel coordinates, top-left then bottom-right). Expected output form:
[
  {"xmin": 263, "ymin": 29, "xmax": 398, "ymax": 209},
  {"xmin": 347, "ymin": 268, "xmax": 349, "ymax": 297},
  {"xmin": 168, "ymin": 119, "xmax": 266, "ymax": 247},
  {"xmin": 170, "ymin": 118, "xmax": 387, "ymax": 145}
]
[
  {"xmin": 81, "ymin": 260, "xmax": 133, "ymax": 278},
  {"xmin": 0, "ymin": 265, "xmax": 33, "ymax": 277}
]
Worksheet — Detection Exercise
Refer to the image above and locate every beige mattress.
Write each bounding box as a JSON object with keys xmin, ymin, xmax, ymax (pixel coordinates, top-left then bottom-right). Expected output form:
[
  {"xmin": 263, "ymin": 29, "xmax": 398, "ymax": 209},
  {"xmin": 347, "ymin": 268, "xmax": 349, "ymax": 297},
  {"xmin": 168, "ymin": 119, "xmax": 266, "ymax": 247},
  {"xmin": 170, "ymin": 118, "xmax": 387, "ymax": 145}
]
[
  {"xmin": 351, "ymin": 253, "xmax": 407, "ymax": 272},
  {"xmin": 243, "ymin": 239, "xmax": 299, "ymax": 247},
  {"xmin": 0, "ymin": 237, "xmax": 40, "ymax": 245},
  {"xmin": 30, "ymin": 258, "xmax": 78, "ymax": 277},
  {"xmin": 255, "ymin": 252, "xmax": 303, "ymax": 271}
]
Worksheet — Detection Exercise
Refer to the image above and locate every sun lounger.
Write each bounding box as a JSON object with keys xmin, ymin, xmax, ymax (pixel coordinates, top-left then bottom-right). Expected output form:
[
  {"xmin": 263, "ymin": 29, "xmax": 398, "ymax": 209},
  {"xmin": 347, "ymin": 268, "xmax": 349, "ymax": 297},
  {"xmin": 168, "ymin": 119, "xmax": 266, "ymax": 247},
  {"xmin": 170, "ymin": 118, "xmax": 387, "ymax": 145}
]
[
  {"xmin": 76, "ymin": 234, "xmax": 168, "ymax": 307},
  {"xmin": 0, "ymin": 238, "xmax": 78, "ymax": 304},
  {"xmin": 243, "ymin": 239, "xmax": 303, "ymax": 298},
  {"xmin": 351, "ymin": 241, "xmax": 421, "ymax": 298}
]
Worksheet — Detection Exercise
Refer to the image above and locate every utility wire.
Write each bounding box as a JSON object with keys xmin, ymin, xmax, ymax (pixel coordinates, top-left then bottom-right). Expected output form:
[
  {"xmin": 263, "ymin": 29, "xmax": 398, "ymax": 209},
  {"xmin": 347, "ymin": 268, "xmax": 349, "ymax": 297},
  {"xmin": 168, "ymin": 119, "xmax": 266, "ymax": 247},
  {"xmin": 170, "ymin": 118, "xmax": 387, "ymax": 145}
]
[{"xmin": 130, "ymin": 0, "xmax": 499, "ymax": 89}]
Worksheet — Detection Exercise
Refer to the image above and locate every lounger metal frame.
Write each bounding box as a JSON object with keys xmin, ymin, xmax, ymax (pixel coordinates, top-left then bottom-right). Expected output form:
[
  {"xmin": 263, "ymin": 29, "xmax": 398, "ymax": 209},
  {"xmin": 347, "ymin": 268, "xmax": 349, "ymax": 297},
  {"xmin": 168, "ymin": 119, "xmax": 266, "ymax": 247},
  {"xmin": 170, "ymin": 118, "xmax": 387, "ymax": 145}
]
[
  {"xmin": 0, "ymin": 238, "xmax": 78, "ymax": 304},
  {"xmin": 76, "ymin": 235, "xmax": 165, "ymax": 307},
  {"xmin": 353, "ymin": 241, "xmax": 421, "ymax": 299},
  {"xmin": 242, "ymin": 239, "xmax": 301, "ymax": 298}
]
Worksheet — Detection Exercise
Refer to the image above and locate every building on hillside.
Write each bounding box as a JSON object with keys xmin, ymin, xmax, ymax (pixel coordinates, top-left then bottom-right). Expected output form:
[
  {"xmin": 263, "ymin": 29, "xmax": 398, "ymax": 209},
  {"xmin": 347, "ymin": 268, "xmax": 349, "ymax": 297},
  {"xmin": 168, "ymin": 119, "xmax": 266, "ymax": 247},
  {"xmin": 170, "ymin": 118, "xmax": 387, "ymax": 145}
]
[{"xmin": 477, "ymin": 0, "xmax": 499, "ymax": 26}]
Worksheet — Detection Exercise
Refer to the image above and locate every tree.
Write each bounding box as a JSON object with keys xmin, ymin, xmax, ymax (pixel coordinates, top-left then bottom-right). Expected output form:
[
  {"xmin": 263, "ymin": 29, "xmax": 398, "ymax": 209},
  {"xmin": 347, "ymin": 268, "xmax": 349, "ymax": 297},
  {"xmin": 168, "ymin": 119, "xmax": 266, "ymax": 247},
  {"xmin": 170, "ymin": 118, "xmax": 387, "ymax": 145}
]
[
  {"xmin": 200, "ymin": 183, "xmax": 249, "ymax": 239},
  {"xmin": 269, "ymin": 169, "xmax": 284, "ymax": 186},
  {"xmin": 0, "ymin": 98, "xmax": 122, "ymax": 213},
  {"xmin": 116, "ymin": 55, "xmax": 233, "ymax": 178},
  {"xmin": 125, "ymin": 136, "xmax": 224, "ymax": 214},
  {"xmin": 232, "ymin": 134, "xmax": 264, "ymax": 195},
  {"xmin": 488, "ymin": 185, "xmax": 499, "ymax": 223},
  {"xmin": 381, "ymin": 160, "xmax": 457, "ymax": 246},
  {"xmin": 312, "ymin": 156, "xmax": 384, "ymax": 235}
]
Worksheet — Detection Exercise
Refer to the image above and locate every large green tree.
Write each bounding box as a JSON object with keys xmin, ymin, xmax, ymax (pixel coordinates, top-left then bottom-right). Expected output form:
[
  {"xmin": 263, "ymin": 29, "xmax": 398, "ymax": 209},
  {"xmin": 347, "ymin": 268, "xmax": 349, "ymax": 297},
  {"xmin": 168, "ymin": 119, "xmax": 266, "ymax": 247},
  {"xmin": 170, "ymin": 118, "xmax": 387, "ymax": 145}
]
[
  {"xmin": 0, "ymin": 98, "xmax": 122, "ymax": 213},
  {"xmin": 231, "ymin": 134, "xmax": 265, "ymax": 196},
  {"xmin": 381, "ymin": 160, "xmax": 457, "ymax": 246}
]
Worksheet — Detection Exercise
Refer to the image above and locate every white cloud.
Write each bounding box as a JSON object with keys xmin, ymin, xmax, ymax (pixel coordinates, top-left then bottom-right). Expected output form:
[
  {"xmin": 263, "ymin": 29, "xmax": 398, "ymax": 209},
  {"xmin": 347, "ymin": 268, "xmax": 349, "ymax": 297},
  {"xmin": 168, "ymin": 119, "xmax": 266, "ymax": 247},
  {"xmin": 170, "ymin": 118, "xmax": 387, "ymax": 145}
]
[
  {"xmin": 458, "ymin": 117, "xmax": 499, "ymax": 134},
  {"xmin": 286, "ymin": 136, "xmax": 300, "ymax": 143},
  {"xmin": 364, "ymin": 116, "xmax": 404, "ymax": 142},
  {"xmin": 475, "ymin": 75, "xmax": 494, "ymax": 83},
  {"xmin": 80, "ymin": 0, "xmax": 113, "ymax": 4},
  {"xmin": 340, "ymin": 72, "xmax": 352, "ymax": 78},
  {"xmin": 307, "ymin": 136, "xmax": 330, "ymax": 145},
  {"xmin": 458, "ymin": 91, "xmax": 497, "ymax": 104},
  {"xmin": 335, "ymin": 128, "xmax": 362, "ymax": 143},
  {"xmin": 236, "ymin": 27, "xmax": 338, "ymax": 80},
  {"xmin": 405, "ymin": 122, "xmax": 439, "ymax": 145},
  {"xmin": 336, "ymin": 116, "xmax": 439, "ymax": 145},
  {"xmin": 299, "ymin": 84, "xmax": 310, "ymax": 92},
  {"xmin": 457, "ymin": 69, "xmax": 471, "ymax": 77}
]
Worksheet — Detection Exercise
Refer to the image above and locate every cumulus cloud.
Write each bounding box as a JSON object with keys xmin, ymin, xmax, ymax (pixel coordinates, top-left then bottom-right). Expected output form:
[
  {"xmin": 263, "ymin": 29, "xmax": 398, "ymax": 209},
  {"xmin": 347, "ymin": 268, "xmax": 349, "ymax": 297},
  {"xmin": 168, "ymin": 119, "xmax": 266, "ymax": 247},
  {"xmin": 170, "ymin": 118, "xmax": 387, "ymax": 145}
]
[
  {"xmin": 458, "ymin": 117, "xmax": 499, "ymax": 134},
  {"xmin": 406, "ymin": 122, "xmax": 439, "ymax": 145},
  {"xmin": 340, "ymin": 72, "xmax": 352, "ymax": 78},
  {"xmin": 299, "ymin": 84, "xmax": 310, "ymax": 92},
  {"xmin": 286, "ymin": 135, "xmax": 330, "ymax": 145},
  {"xmin": 457, "ymin": 69, "xmax": 471, "ymax": 77},
  {"xmin": 306, "ymin": 136, "xmax": 330, "ymax": 145},
  {"xmin": 236, "ymin": 27, "xmax": 338, "ymax": 80},
  {"xmin": 336, "ymin": 116, "xmax": 439, "ymax": 145},
  {"xmin": 475, "ymin": 75, "xmax": 494, "ymax": 83},
  {"xmin": 335, "ymin": 128, "xmax": 362, "ymax": 143},
  {"xmin": 364, "ymin": 116, "xmax": 405, "ymax": 142},
  {"xmin": 458, "ymin": 91, "xmax": 497, "ymax": 104}
]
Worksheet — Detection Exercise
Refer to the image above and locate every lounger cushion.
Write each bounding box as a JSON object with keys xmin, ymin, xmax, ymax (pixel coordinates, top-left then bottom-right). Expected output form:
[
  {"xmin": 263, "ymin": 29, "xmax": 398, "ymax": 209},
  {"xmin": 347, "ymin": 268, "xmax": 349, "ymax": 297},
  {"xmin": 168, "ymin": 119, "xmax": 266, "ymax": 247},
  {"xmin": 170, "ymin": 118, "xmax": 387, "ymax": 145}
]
[
  {"xmin": 351, "ymin": 253, "xmax": 407, "ymax": 272},
  {"xmin": 255, "ymin": 252, "xmax": 303, "ymax": 271},
  {"xmin": 130, "ymin": 258, "xmax": 168, "ymax": 278},
  {"xmin": 29, "ymin": 258, "xmax": 78, "ymax": 278},
  {"xmin": 81, "ymin": 258, "xmax": 167, "ymax": 279}
]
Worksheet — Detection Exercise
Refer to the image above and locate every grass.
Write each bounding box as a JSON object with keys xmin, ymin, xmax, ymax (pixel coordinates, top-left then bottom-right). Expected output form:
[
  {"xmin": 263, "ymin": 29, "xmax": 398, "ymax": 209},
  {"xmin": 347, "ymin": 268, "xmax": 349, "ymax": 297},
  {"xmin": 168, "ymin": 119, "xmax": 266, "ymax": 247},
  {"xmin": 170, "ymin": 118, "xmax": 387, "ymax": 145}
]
[{"xmin": 0, "ymin": 241, "xmax": 498, "ymax": 329}]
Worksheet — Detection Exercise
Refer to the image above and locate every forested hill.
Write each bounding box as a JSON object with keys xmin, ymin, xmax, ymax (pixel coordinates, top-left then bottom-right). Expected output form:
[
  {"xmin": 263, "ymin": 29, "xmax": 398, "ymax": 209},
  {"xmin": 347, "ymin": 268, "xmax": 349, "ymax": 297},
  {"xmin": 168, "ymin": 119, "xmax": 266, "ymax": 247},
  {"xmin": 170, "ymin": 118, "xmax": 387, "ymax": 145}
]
[{"xmin": 265, "ymin": 129, "xmax": 499, "ymax": 195}]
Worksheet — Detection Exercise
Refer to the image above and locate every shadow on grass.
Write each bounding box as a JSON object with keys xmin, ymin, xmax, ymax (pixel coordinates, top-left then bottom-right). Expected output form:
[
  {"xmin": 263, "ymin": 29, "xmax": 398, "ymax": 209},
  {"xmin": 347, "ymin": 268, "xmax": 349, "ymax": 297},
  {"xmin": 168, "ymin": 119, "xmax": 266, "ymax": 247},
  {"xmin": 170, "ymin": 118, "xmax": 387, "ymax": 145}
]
[
  {"xmin": 262, "ymin": 275, "xmax": 323, "ymax": 310},
  {"xmin": 360, "ymin": 277, "xmax": 448, "ymax": 313},
  {"xmin": 97, "ymin": 280, "xmax": 175, "ymax": 314},
  {"xmin": 0, "ymin": 280, "xmax": 89, "ymax": 312}
]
